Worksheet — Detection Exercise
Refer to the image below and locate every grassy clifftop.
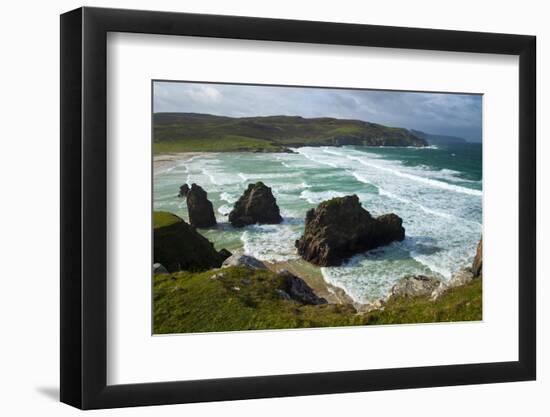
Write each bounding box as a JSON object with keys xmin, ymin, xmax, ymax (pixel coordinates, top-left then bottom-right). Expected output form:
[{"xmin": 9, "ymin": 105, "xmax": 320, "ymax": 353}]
[
  {"xmin": 153, "ymin": 113, "xmax": 427, "ymax": 153},
  {"xmin": 153, "ymin": 266, "xmax": 482, "ymax": 334}
]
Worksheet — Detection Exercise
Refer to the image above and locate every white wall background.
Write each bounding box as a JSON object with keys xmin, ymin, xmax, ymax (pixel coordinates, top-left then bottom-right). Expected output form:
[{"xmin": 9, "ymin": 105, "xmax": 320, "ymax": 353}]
[{"xmin": 0, "ymin": 0, "xmax": 546, "ymax": 415}]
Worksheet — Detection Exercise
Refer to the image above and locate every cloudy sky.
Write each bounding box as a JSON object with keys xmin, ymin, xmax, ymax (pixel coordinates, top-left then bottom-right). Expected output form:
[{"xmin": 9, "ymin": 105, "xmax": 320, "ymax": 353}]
[{"xmin": 153, "ymin": 81, "xmax": 482, "ymax": 142}]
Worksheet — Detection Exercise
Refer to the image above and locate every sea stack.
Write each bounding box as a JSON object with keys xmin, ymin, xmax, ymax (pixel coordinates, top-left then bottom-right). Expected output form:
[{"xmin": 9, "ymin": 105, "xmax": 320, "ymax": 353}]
[
  {"xmin": 186, "ymin": 184, "xmax": 217, "ymax": 228},
  {"xmin": 228, "ymin": 182, "xmax": 283, "ymax": 227},
  {"xmin": 178, "ymin": 184, "xmax": 190, "ymax": 198},
  {"xmin": 295, "ymin": 195, "xmax": 405, "ymax": 266}
]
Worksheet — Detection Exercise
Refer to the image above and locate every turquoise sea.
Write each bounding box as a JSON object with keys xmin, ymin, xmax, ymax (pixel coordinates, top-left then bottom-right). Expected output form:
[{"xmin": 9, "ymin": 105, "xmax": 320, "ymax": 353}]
[{"xmin": 153, "ymin": 143, "xmax": 482, "ymax": 303}]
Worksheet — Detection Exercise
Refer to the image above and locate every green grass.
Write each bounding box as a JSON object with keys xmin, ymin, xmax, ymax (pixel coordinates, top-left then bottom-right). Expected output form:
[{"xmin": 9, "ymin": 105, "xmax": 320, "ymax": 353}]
[
  {"xmin": 152, "ymin": 113, "xmax": 427, "ymax": 153},
  {"xmin": 153, "ymin": 135, "xmax": 285, "ymax": 154},
  {"xmin": 153, "ymin": 211, "xmax": 182, "ymax": 229},
  {"xmin": 153, "ymin": 266, "xmax": 360, "ymax": 334},
  {"xmin": 153, "ymin": 266, "xmax": 482, "ymax": 334},
  {"xmin": 365, "ymin": 278, "xmax": 483, "ymax": 325}
]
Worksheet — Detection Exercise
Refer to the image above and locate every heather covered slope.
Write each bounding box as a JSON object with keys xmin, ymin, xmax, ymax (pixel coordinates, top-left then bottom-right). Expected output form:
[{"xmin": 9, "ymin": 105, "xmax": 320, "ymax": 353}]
[{"xmin": 153, "ymin": 113, "xmax": 428, "ymax": 153}]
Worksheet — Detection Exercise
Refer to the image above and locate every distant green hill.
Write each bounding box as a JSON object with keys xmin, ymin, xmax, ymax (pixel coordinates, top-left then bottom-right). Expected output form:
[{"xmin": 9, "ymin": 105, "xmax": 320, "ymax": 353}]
[
  {"xmin": 411, "ymin": 129, "xmax": 468, "ymax": 146},
  {"xmin": 153, "ymin": 113, "xmax": 428, "ymax": 153}
]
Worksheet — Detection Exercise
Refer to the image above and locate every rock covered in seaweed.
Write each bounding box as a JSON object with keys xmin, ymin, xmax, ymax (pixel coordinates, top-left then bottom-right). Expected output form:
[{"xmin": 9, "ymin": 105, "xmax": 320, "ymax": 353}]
[
  {"xmin": 295, "ymin": 195, "xmax": 405, "ymax": 266},
  {"xmin": 186, "ymin": 184, "xmax": 217, "ymax": 228},
  {"xmin": 228, "ymin": 182, "xmax": 283, "ymax": 227},
  {"xmin": 153, "ymin": 211, "xmax": 226, "ymax": 272}
]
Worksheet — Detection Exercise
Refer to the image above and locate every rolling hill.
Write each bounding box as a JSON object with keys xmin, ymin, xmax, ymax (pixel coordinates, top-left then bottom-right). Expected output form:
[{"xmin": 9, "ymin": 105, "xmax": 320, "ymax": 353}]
[{"xmin": 153, "ymin": 113, "xmax": 428, "ymax": 153}]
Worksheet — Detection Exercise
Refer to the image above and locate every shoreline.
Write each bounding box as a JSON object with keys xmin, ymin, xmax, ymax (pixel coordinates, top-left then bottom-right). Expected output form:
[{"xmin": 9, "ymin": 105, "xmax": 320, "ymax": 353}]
[
  {"xmin": 153, "ymin": 152, "xmax": 218, "ymax": 176},
  {"xmin": 154, "ymin": 148, "xmax": 480, "ymax": 313},
  {"xmin": 264, "ymin": 259, "xmax": 357, "ymax": 306}
]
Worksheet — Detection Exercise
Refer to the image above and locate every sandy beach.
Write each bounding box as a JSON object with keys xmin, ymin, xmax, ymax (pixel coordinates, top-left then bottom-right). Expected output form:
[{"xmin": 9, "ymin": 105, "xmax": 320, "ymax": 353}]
[
  {"xmin": 153, "ymin": 152, "xmax": 217, "ymax": 176},
  {"xmin": 265, "ymin": 259, "xmax": 356, "ymax": 306}
]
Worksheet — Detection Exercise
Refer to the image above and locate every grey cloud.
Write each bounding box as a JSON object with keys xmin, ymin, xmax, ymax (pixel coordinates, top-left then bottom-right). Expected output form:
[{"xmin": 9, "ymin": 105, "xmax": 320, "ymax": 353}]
[{"xmin": 153, "ymin": 81, "xmax": 482, "ymax": 142}]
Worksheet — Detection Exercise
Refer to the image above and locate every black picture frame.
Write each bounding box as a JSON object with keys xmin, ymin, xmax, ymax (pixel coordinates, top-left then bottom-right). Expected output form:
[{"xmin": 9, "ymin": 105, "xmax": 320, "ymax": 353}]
[{"xmin": 60, "ymin": 6, "xmax": 536, "ymax": 410}]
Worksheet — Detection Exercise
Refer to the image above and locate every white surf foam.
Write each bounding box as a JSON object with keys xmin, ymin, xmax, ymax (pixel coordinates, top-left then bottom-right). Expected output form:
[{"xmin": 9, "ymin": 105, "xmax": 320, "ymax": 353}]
[
  {"xmin": 217, "ymin": 204, "xmax": 232, "ymax": 216},
  {"xmin": 299, "ymin": 189, "xmax": 346, "ymax": 204},
  {"xmin": 240, "ymin": 224, "xmax": 300, "ymax": 262},
  {"xmin": 346, "ymin": 155, "xmax": 482, "ymax": 196}
]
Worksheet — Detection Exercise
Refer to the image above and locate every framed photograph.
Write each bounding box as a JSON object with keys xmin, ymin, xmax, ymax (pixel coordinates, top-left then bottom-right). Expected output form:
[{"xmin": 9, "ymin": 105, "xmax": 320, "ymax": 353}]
[{"xmin": 60, "ymin": 6, "xmax": 536, "ymax": 409}]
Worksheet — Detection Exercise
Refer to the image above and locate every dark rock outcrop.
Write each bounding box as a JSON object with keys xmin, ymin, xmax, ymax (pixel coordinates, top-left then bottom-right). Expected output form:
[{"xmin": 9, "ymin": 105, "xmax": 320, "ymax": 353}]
[
  {"xmin": 276, "ymin": 270, "xmax": 328, "ymax": 305},
  {"xmin": 389, "ymin": 275, "xmax": 442, "ymax": 299},
  {"xmin": 153, "ymin": 263, "xmax": 168, "ymax": 275},
  {"xmin": 228, "ymin": 182, "xmax": 283, "ymax": 227},
  {"xmin": 472, "ymin": 238, "xmax": 482, "ymax": 277},
  {"xmin": 178, "ymin": 184, "xmax": 190, "ymax": 198},
  {"xmin": 295, "ymin": 195, "xmax": 405, "ymax": 266},
  {"xmin": 186, "ymin": 184, "xmax": 216, "ymax": 228},
  {"xmin": 222, "ymin": 253, "xmax": 267, "ymax": 270},
  {"xmin": 218, "ymin": 248, "xmax": 232, "ymax": 262},
  {"xmin": 153, "ymin": 211, "xmax": 225, "ymax": 272}
]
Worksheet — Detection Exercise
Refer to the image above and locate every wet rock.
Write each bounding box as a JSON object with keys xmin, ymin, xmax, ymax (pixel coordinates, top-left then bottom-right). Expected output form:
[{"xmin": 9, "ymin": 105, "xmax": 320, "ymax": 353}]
[
  {"xmin": 228, "ymin": 182, "xmax": 283, "ymax": 227},
  {"xmin": 186, "ymin": 184, "xmax": 217, "ymax": 228},
  {"xmin": 295, "ymin": 195, "xmax": 405, "ymax": 266}
]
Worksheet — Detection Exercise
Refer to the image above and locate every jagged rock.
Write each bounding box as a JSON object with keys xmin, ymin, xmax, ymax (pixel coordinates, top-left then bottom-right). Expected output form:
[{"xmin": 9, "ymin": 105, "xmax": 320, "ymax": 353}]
[
  {"xmin": 372, "ymin": 213, "xmax": 407, "ymax": 246},
  {"xmin": 153, "ymin": 263, "xmax": 168, "ymax": 275},
  {"xmin": 186, "ymin": 184, "xmax": 216, "ymax": 228},
  {"xmin": 222, "ymin": 254, "xmax": 267, "ymax": 270},
  {"xmin": 218, "ymin": 248, "xmax": 232, "ymax": 262},
  {"xmin": 295, "ymin": 195, "xmax": 405, "ymax": 266},
  {"xmin": 276, "ymin": 270, "xmax": 328, "ymax": 305},
  {"xmin": 389, "ymin": 275, "xmax": 442, "ymax": 299},
  {"xmin": 228, "ymin": 182, "xmax": 283, "ymax": 227},
  {"xmin": 178, "ymin": 184, "xmax": 190, "ymax": 198},
  {"xmin": 431, "ymin": 268, "xmax": 475, "ymax": 300},
  {"xmin": 472, "ymin": 238, "xmax": 482, "ymax": 277},
  {"xmin": 448, "ymin": 268, "xmax": 474, "ymax": 287},
  {"xmin": 153, "ymin": 211, "xmax": 225, "ymax": 272}
]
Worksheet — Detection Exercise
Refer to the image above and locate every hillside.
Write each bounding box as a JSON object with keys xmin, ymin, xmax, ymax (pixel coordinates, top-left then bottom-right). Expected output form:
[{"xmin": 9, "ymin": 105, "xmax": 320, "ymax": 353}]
[
  {"xmin": 153, "ymin": 113, "xmax": 428, "ymax": 153},
  {"xmin": 153, "ymin": 266, "xmax": 482, "ymax": 334},
  {"xmin": 411, "ymin": 129, "xmax": 468, "ymax": 146}
]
